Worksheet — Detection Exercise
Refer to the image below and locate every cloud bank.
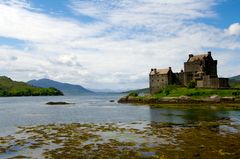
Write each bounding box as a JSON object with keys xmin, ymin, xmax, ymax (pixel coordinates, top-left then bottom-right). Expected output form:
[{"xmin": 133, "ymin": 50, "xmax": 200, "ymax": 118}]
[{"xmin": 0, "ymin": 0, "xmax": 239, "ymax": 90}]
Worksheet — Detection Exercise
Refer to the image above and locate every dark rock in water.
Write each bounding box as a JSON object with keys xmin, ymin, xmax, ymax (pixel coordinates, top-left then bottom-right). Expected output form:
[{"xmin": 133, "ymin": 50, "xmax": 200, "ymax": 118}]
[
  {"xmin": 109, "ymin": 100, "xmax": 115, "ymax": 102},
  {"xmin": 46, "ymin": 102, "xmax": 73, "ymax": 105},
  {"xmin": 118, "ymin": 96, "xmax": 128, "ymax": 103}
]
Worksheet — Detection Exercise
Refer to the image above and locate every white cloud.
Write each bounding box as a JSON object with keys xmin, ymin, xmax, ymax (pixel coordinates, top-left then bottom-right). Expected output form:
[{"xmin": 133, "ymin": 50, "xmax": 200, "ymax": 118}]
[
  {"xmin": 0, "ymin": 0, "xmax": 239, "ymax": 90},
  {"xmin": 0, "ymin": 0, "xmax": 33, "ymax": 10},
  {"xmin": 0, "ymin": 1, "xmax": 107, "ymax": 44},
  {"xmin": 226, "ymin": 23, "xmax": 240, "ymax": 36}
]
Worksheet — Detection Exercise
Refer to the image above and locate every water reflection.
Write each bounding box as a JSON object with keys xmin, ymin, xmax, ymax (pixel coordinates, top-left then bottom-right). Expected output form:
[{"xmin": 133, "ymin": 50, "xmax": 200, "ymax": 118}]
[
  {"xmin": 149, "ymin": 106, "xmax": 231, "ymax": 124},
  {"xmin": 149, "ymin": 107, "xmax": 185, "ymax": 124},
  {"xmin": 182, "ymin": 108, "xmax": 229, "ymax": 123},
  {"xmin": 0, "ymin": 95, "xmax": 239, "ymax": 136}
]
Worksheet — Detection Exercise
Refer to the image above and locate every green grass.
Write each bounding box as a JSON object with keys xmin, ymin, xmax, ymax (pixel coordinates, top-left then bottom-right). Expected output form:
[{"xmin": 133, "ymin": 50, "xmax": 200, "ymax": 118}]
[
  {"xmin": 0, "ymin": 76, "xmax": 63, "ymax": 97},
  {"xmin": 230, "ymin": 81, "xmax": 240, "ymax": 88},
  {"xmin": 153, "ymin": 85, "xmax": 239, "ymax": 98}
]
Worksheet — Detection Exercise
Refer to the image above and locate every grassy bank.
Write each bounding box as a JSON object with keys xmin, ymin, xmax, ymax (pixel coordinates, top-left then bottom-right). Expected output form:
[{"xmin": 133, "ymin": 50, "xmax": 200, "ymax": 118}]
[
  {"xmin": 118, "ymin": 86, "xmax": 240, "ymax": 106},
  {"xmin": 152, "ymin": 86, "xmax": 240, "ymax": 99}
]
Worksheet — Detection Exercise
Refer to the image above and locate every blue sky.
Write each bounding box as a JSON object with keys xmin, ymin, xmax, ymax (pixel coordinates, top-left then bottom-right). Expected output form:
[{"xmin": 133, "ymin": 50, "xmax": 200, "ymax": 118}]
[{"xmin": 0, "ymin": 0, "xmax": 240, "ymax": 90}]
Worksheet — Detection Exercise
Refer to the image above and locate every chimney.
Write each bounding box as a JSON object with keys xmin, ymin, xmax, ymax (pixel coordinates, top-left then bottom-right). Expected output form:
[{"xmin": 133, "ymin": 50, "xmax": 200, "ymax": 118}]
[
  {"xmin": 208, "ymin": 51, "xmax": 211, "ymax": 56},
  {"xmin": 169, "ymin": 67, "xmax": 171, "ymax": 70},
  {"xmin": 189, "ymin": 54, "xmax": 193, "ymax": 58},
  {"xmin": 154, "ymin": 68, "xmax": 157, "ymax": 73}
]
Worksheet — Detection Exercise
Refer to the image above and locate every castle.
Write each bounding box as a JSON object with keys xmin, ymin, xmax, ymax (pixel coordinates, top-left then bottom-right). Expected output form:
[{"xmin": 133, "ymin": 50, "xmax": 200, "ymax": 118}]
[{"xmin": 149, "ymin": 52, "xmax": 229, "ymax": 94}]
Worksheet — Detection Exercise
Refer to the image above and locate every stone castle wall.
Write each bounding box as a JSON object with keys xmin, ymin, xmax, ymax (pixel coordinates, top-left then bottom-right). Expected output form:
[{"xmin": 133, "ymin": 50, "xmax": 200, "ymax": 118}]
[
  {"xmin": 149, "ymin": 52, "xmax": 229, "ymax": 94},
  {"xmin": 150, "ymin": 74, "xmax": 169, "ymax": 94}
]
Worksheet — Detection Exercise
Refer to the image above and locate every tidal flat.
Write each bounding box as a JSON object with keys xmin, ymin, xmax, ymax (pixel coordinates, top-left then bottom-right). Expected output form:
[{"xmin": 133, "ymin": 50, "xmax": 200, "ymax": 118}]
[
  {"xmin": 0, "ymin": 119, "xmax": 240, "ymax": 159},
  {"xmin": 1, "ymin": 95, "xmax": 240, "ymax": 158}
]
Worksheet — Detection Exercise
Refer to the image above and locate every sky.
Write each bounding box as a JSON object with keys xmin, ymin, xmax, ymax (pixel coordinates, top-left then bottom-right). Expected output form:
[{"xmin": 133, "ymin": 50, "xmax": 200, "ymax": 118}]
[{"xmin": 0, "ymin": 0, "xmax": 239, "ymax": 90}]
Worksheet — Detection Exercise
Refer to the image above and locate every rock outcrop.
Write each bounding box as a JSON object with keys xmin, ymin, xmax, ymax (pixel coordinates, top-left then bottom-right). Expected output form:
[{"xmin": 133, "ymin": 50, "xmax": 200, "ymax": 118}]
[{"xmin": 118, "ymin": 95, "xmax": 240, "ymax": 105}]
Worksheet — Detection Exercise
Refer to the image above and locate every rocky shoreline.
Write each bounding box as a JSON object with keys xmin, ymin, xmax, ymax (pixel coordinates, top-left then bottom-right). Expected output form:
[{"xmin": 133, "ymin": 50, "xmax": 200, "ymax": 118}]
[{"xmin": 118, "ymin": 95, "xmax": 240, "ymax": 106}]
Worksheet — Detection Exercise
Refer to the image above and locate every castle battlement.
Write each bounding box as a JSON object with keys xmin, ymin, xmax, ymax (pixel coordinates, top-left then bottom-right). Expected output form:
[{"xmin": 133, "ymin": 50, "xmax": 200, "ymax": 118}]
[{"xmin": 149, "ymin": 52, "xmax": 229, "ymax": 94}]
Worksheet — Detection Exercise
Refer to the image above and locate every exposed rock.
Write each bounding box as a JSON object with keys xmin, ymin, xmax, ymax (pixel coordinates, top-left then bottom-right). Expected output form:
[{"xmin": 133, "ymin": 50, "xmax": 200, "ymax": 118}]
[
  {"xmin": 235, "ymin": 98, "xmax": 240, "ymax": 102},
  {"xmin": 221, "ymin": 97, "xmax": 235, "ymax": 102},
  {"xmin": 46, "ymin": 102, "xmax": 73, "ymax": 105},
  {"xmin": 208, "ymin": 95, "xmax": 221, "ymax": 102},
  {"xmin": 118, "ymin": 95, "xmax": 240, "ymax": 105},
  {"xmin": 109, "ymin": 100, "xmax": 115, "ymax": 102},
  {"xmin": 160, "ymin": 97, "xmax": 179, "ymax": 103},
  {"xmin": 117, "ymin": 96, "xmax": 128, "ymax": 103},
  {"xmin": 179, "ymin": 96, "xmax": 191, "ymax": 100}
]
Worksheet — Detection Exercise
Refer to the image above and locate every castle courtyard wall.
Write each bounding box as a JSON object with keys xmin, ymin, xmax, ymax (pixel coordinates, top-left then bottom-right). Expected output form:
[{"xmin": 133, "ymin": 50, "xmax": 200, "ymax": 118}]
[{"xmin": 150, "ymin": 74, "xmax": 169, "ymax": 94}]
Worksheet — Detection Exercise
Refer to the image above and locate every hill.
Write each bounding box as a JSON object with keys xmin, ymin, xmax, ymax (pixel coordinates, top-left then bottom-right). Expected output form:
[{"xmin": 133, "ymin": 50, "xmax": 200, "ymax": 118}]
[
  {"xmin": 0, "ymin": 76, "xmax": 63, "ymax": 97},
  {"xmin": 230, "ymin": 75, "xmax": 240, "ymax": 88},
  {"xmin": 28, "ymin": 79, "xmax": 93, "ymax": 95},
  {"xmin": 123, "ymin": 88, "xmax": 149, "ymax": 94},
  {"xmin": 230, "ymin": 75, "xmax": 240, "ymax": 81}
]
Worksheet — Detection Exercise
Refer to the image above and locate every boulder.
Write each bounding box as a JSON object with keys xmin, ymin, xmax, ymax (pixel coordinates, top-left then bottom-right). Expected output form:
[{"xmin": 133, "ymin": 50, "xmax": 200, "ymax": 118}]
[
  {"xmin": 117, "ymin": 96, "xmax": 128, "ymax": 103},
  {"xmin": 179, "ymin": 96, "xmax": 191, "ymax": 100},
  {"xmin": 208, "ymin": 95, "xmax": 221, "ymax": 102}
]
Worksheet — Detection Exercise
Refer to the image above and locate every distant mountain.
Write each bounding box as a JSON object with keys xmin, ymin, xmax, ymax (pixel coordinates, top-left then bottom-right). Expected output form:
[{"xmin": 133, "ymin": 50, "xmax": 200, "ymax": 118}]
[
  {"xmin": 0, "ymin": 76, "xmax": 63, "ymax": 97},
  {"xmin": 230, "ymin": 75, "xmax": 240, "ymax": 81},
  {"xmin": 123, "ymin": 88, "xmax": 149, "ymax": 94},
  {"xmin": 28, "ymin": 79, "xmax": 94, "ymax": 95},
  {"xmin": 230, "ymin": 75, "xmax": 240, "ymax": 88},
  {"xmin": 89, "ymin": 88, "xmax": 126, "ymax": 93}
]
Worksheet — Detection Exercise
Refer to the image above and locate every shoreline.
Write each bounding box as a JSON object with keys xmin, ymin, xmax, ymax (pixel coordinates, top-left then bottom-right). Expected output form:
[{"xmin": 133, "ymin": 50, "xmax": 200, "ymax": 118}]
[
  {"xmin": 1, "ymin": 119, "xmax": 240, "ymax": 158},
  {"xmin": 118, "ymin": 95, "xmax": 240, "ymax": 108}
]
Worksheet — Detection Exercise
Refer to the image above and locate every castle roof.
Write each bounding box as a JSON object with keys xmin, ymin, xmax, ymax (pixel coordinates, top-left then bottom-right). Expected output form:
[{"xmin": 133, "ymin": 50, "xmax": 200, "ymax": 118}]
[
  {"xmin": 150, "ymin": 68, "xmax": 171, "ymax": 75},
  {"xmin": 188, "ymin": 53, "xmax": 208, "ymax": 62}
]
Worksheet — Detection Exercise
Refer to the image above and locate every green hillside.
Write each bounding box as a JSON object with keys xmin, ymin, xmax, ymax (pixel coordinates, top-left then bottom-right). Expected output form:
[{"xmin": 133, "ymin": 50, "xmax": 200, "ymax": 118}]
[
  {"xmin": 230, "ymin": 75, "xmax": 240, "ymax": 81},
  {"xmin": 0, "ymin": 76, "xmax": 63, "ymax": 97},
  {"xmin": 123, "ymin": 88, "xmax": 149, "ymax": 94},
  {"xmin": 230, "ymin": 75, "xmax": 240, "ymax": 88}
]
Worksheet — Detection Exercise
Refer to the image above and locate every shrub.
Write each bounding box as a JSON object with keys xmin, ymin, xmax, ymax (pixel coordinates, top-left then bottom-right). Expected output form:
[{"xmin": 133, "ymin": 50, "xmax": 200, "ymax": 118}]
[
  {"xmin": 232, "ymin": 91, "xmax": 240, "ymax": 97},
  {"xmin": 164, "ymin": 89, "xmax": 170, "ymax": 96},
  {"xmin": 187, "ymin": 80, "xmax": 196, "ymax": 88},
  {"xmin": 163, "ymin": 85, "xmax": 178, "ymax": 96},
  {"xmin": 157, "ymin": 89, "xmax": 163, "ymax": 94},
  {"xmin": 128, "ymin": 91, "xmax": 138, "ymax": 97},
  {"xmin": 187, "ymin": 92, "xmax": 206, "ymax": 96}
]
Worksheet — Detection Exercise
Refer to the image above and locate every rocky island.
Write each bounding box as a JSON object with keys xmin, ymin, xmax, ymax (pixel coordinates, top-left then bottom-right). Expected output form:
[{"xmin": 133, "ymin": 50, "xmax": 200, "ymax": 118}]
[
  {"xmin": 119, "ymin": 52, "xmax": 240, "ymax": 107},
  {"xmin": 118, "ymin": 88, "xmax": 240, "ymax": 107}
]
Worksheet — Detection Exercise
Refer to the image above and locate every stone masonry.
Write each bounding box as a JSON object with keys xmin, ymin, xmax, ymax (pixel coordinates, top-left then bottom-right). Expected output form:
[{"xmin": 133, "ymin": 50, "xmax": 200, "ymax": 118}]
[{"xmin": 149, "ymin": 51, "xmax": 229, "ymax": 94}]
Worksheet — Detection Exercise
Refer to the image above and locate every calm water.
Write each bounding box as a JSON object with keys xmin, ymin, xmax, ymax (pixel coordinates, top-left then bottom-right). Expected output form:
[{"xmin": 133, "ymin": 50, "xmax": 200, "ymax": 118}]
[{"xmin": 0, "ymin": 94, "xmax": 240, "ymax": 136}]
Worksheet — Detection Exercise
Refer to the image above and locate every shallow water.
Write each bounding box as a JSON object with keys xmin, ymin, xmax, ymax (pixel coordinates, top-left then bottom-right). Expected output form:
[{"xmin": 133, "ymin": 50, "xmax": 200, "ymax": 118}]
[
  {"xmin": 1, "ymin": 94, "xmax": 240, "ymax": 158},
  {"xmin": 0, "ymin": 94, "xmax": 240, "ymax": 136}
]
